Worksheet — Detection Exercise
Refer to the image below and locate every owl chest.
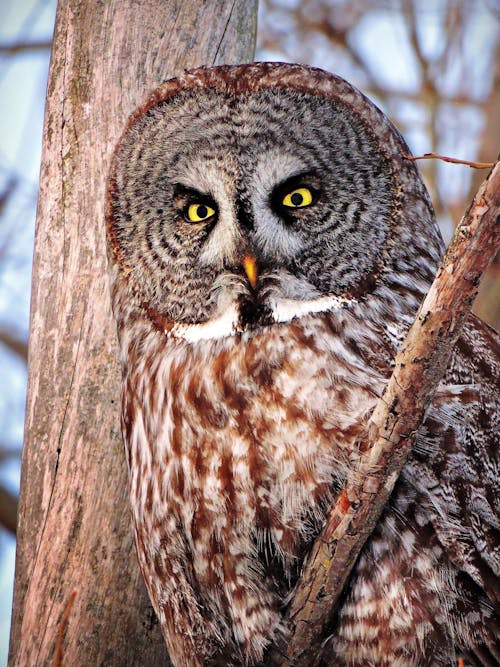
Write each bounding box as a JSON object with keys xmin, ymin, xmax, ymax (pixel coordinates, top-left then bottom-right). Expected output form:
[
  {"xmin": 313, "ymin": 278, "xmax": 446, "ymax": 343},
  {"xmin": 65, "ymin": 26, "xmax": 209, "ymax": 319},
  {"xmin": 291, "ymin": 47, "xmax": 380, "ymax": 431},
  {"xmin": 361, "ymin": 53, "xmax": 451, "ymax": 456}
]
[{"xmin": 141, "ymin": 326, "xmax": 380, "ymax": 547}]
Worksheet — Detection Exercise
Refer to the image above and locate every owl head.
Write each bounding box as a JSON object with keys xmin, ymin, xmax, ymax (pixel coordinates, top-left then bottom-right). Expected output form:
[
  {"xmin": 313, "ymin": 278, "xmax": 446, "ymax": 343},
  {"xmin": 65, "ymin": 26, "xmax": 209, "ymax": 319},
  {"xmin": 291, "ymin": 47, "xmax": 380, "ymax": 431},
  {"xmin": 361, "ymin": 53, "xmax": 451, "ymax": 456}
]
[{"xmin": 107, "ymin": 63, "xmax": 442, "ymax": 341}]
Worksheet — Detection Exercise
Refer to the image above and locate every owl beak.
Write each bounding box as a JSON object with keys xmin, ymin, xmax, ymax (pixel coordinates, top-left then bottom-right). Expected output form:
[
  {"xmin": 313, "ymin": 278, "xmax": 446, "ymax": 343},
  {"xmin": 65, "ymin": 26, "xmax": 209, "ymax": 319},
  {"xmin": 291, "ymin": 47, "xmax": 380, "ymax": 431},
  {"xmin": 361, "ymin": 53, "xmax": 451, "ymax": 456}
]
[{"xmin": 243, "ymin": 254, "xmax": 258, "ymax": 289}]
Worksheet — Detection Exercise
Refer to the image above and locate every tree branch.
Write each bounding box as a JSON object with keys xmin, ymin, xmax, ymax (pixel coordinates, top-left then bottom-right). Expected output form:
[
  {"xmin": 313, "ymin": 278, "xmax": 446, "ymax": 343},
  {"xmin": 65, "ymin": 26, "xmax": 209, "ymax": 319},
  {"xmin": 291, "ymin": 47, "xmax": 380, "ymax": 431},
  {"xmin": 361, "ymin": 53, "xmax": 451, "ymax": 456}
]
[
  {"xmin": 0, "ymin": 484, "xmax": 18, "ymax": 535},
  {"xmin": 403, "ymin": 152, "xmax": 495, "ymax": 169},
  {"xmin": 270, "ymin": 160, "xmax": 500, "ymax": 666},
  {"xmin": 0, "ymin": 40, "xmax": 52, "ymax": 55},
  {"xmin": 0, "ymin": 329, "xmax": 28, "ymax": 362}
]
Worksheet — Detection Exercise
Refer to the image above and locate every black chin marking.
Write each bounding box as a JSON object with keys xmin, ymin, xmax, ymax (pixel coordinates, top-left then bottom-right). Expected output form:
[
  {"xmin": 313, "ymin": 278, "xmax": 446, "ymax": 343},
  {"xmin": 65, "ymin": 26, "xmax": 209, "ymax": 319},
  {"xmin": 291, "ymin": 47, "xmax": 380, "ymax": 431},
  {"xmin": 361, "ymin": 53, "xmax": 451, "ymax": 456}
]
[{"xmin": 238, "ymin": 295, "xmax": 274, "ymax": 330}]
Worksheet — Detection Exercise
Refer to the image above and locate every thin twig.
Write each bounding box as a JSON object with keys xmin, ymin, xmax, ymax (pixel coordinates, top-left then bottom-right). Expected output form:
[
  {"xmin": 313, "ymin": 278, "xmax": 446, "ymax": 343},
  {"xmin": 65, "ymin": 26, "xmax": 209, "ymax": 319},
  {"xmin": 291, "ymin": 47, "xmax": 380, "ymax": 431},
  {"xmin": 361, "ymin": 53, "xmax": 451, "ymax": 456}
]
[
  {"xmin": 0, "ymin": 329, "xmax": 28, "ymax": 362},
  {"xmin": 269, "ymin": 161, "xmax": 500, "ymax": 666},
  {"xmin": 0, "ymin": 40, "xmax": 52, "ymax": 55},
  {"xmin": 403, "ymin": 152, "xmax": 494, "ymax": 169},
  {"xmin": 0, "ymin": 484, "xmax": 18, "ymax": 535}
]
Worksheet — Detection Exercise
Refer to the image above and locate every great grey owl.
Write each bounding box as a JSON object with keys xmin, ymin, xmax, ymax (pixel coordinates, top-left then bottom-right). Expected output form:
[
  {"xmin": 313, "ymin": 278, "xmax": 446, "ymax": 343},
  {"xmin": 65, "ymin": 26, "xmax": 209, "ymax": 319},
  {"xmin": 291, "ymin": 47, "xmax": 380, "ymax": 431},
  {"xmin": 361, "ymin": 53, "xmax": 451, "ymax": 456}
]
[{"xmin": 106, "ymin": 63, "xmax": 499, "ymax": 666}]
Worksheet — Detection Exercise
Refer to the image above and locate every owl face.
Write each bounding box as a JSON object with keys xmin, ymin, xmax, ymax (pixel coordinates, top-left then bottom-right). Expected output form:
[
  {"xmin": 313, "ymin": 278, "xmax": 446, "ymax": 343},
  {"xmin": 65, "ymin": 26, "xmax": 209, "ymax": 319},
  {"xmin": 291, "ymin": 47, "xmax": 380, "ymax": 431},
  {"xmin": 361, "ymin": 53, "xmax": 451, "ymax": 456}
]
[{"xmin": 108, "ymin": 65, "xmax": 432, "ymax": 341}]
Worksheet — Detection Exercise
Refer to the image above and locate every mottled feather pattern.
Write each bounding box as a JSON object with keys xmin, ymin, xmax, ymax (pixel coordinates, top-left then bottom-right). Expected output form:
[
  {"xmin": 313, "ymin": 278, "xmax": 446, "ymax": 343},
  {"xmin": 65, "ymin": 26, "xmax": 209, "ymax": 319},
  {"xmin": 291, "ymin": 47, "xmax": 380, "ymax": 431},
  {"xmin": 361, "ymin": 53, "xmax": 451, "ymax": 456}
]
[
  {"xmin": 107, "ymin": 63, "xmax": 499, "ymax": 666},
  {"xmin": 332, "ymin": 316, "xmax": 500, "ymax": 666},
  {"xmin": 117, "ymin": 291, "xmax": 387, "ymax": 664}
]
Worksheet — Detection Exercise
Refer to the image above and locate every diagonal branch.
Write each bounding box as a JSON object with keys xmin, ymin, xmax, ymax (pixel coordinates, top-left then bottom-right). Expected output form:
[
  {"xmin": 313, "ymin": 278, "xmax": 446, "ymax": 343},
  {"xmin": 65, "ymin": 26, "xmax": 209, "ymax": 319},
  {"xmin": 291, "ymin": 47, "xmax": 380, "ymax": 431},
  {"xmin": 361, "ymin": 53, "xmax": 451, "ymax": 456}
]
[{"xmin": 269, "ymin": 160, "xmax": 500, "ymax": 666}]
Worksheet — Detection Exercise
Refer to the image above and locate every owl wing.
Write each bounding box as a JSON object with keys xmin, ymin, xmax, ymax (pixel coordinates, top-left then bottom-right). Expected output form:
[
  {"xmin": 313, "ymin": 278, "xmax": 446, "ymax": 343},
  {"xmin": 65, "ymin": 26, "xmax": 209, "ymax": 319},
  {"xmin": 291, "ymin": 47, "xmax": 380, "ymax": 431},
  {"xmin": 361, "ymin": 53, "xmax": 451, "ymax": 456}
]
[{"xmin": 405, "ymin": 314, "xmax": 500, "ymax": 663}]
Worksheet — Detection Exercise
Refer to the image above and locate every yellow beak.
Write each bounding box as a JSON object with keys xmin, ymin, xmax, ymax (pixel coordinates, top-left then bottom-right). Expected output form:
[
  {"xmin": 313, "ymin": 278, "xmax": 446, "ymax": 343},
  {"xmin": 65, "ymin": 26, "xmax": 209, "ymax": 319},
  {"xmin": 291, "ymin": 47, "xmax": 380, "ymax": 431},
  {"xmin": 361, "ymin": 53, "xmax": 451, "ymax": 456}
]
[{"xmin": 243, "ymin": 254, "xmax": 258, "ymax": 289}]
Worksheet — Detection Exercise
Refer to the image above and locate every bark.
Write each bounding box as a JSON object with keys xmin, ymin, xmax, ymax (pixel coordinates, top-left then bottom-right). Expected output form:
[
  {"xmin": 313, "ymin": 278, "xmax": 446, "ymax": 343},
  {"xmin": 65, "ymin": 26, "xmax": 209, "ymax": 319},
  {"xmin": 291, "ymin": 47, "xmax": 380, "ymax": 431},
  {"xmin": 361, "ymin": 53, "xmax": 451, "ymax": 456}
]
[
  {"xmin": 8, "ymin": 2, "xmax": 256, "ymax": 666},
  {"xmin": 272, "ymin": 161, "xmax": 500, "ymax": 666}
]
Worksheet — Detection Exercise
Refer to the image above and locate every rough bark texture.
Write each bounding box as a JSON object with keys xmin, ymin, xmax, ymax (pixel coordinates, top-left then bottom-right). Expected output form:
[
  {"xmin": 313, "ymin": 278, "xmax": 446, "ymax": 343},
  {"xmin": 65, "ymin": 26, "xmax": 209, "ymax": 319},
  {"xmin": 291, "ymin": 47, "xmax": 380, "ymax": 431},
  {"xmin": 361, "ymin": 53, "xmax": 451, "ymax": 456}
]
[
  {"xmin": 8, "ymin": 2, "xmax": 256, "ymax": 666},
  {"xmin": 272, "ymin": 160, "xmax": 500, "ymax": 666}
]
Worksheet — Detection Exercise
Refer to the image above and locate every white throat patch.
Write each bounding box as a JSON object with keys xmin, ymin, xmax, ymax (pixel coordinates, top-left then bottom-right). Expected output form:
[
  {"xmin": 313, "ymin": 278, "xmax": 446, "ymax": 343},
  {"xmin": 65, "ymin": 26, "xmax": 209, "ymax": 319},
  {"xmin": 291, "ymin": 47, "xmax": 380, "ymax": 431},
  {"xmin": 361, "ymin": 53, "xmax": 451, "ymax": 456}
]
[{"xmin": 168, "ymin": 294, "xmax": 357, "ymax": 343}]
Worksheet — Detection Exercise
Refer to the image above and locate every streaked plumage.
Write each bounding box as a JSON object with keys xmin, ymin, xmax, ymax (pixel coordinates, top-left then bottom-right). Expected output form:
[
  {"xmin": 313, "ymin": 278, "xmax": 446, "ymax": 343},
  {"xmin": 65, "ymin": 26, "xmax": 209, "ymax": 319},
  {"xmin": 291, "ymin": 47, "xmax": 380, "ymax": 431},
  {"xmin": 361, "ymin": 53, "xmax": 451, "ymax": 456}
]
[{"xmin": 106, "ymin": 63, "xmax": 499, "ymax": 666}]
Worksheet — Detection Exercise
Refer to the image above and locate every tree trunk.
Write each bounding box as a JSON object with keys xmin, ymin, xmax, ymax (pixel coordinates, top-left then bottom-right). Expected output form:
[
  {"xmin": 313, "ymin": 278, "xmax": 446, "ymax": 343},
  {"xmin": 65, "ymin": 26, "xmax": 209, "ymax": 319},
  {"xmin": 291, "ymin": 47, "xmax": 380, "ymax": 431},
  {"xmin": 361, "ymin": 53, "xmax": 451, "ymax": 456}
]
[{"xmin": 8, "ymin": 2, "xmax": 257, "ymax": 665}]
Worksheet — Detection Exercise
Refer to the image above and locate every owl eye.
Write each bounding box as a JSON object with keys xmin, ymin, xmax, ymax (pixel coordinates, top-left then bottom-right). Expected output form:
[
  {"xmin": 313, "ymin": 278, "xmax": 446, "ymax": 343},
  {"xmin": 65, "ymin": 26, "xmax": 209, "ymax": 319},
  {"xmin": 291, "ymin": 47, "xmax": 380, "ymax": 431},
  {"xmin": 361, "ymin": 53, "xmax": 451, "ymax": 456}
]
[
  {"xmin": 282, "ymin": 187, "xmax": 313, "ymax": 208},
  {"xmin": 185, "ymin": 203, "xmax": 216, "ymax": 223}
]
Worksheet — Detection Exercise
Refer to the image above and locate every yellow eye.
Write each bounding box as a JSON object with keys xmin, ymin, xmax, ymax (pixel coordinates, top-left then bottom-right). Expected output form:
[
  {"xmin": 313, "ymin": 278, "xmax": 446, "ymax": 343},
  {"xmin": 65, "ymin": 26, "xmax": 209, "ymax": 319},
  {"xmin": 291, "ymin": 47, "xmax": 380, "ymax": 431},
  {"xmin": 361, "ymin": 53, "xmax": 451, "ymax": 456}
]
[
  {"xmin": 282, "ymin": 187, "xmax": 313, "ymax": 208},
  {"xmin": 186, "ymin": 203, "xmax": 216, "ymax": 222}
]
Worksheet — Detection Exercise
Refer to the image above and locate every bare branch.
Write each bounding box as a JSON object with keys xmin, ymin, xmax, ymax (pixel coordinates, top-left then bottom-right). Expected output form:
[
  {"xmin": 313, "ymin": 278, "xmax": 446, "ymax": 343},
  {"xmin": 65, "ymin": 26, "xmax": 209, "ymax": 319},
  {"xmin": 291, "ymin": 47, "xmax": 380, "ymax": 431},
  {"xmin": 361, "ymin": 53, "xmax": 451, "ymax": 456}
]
[
  {"xmin": 270, "ymin": 160, "xmax": 500, "ymax": 666},
  {"xmin": 0, "ymin": 484, "xmax": 18, "ymax": 535},
  {"xmin": 0, "ymin": 446, "xmax": 20, "ymax": 463},
  {"xmin": 403, "ymin": 152, "xmax": 495, "ymax": 169},
  {"xmin": 0, "ymin": 330, "xmax": 28, "ymax": 362},
  {"xmin": 0, "ymin": 178, "xmax": 17, "ymax": 217},
  {"xmin": 0, "ymin": 40, "xmax": 52, "ymax": 55}
]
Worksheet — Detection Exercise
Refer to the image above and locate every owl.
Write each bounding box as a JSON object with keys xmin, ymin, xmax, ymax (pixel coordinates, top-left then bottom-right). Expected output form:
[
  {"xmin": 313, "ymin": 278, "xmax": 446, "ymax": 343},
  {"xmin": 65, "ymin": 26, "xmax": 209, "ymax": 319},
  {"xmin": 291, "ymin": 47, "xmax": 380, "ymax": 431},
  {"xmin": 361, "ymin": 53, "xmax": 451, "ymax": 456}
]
[{"xmin": 106, "ymin": 63, "xmax": 499, "ymax": 666}]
